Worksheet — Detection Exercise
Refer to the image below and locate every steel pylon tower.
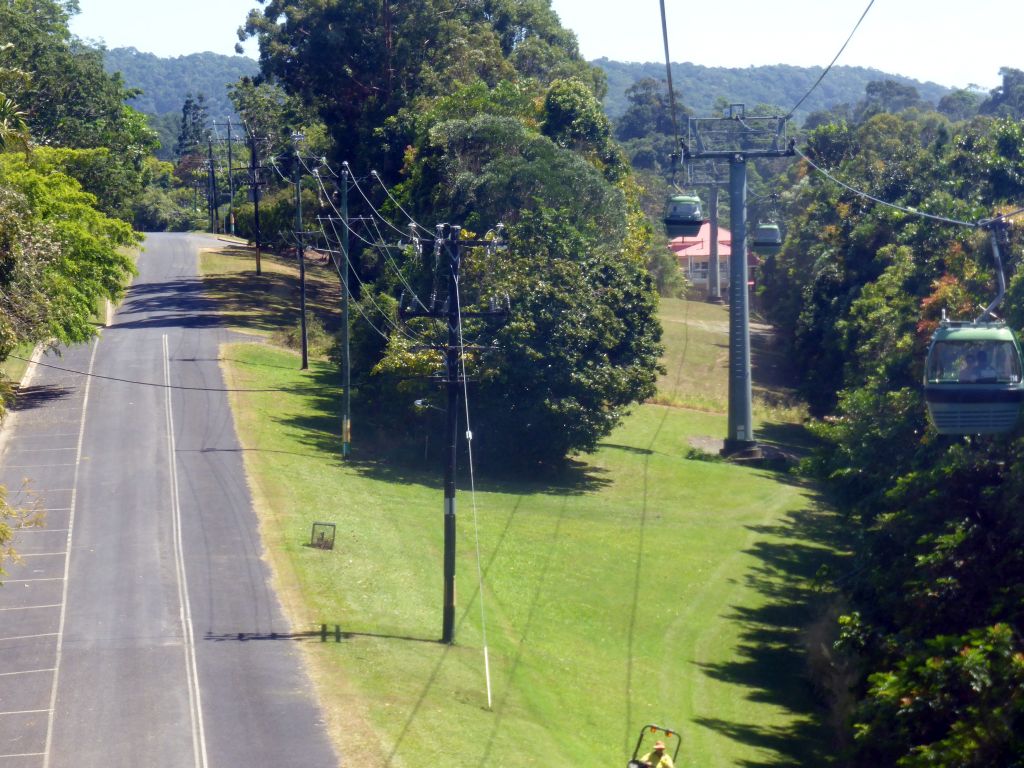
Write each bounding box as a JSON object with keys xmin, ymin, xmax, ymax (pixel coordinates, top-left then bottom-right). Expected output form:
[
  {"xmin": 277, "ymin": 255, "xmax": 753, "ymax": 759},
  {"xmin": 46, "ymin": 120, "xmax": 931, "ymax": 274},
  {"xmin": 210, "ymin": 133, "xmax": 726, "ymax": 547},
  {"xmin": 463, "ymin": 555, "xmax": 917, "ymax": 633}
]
[{"xmin": 684, "ymin": 104, "xmax": 794, "ymax": 455}]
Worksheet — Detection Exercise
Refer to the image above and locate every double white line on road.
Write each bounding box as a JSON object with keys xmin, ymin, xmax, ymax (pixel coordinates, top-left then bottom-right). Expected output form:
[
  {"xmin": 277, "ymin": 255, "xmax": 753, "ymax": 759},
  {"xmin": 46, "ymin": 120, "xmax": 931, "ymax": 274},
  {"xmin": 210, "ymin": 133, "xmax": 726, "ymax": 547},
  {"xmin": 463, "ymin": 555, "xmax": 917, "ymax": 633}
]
[{"xmin": 164, "ymin": 333, "xmax": 210, "ymax": 768}]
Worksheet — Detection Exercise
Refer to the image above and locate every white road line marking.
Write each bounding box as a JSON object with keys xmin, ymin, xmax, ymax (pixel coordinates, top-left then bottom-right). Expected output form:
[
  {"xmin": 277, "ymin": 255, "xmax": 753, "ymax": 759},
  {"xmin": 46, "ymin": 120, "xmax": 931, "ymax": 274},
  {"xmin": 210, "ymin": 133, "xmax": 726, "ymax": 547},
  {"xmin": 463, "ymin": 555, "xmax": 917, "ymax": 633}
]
[
  {"xmin": 0, "ymin": 711, "xmax": 50, "ymax": 716},
  {"xmin": 2, "ymin": 578, "xmax": 64, "ymax": 583},
  {"xmin": 0, "ymin": 668, "xmax": 56, "ymax": 677},
  {"xmin": 12, "ymin": 434, "xmax": 81, "ymax": 439},
  {"xmin": 5, "ymin": 447, "xmax": 78, "ymax": 453},
  {"xmin": 0, "ymin": 753, "xmax": 47, "ymax": 758},
  {"xmin": 0, "ymin": 634, "xmax": 59, "ymax": 642},
  {"xmin": 12, "ymin": 528, "xmax": 69, "ymax": 533},
  {"xmin": 17, "ymin": 553, "xmax": 67, "ymax": 558},
  {"xmin": 0, "ymin": 604, "xmax": 61, "ymax": 612},
  {"xmin": 164, "ymin": 333, "xmax": 209, "ymax": 768},
  {"xmin": 42, "ymin": 341, "xmax": 98, "ymax": 768},
  {"xmin": 2, "ymin": 464, "xmax": 78, "ymax": 469}
]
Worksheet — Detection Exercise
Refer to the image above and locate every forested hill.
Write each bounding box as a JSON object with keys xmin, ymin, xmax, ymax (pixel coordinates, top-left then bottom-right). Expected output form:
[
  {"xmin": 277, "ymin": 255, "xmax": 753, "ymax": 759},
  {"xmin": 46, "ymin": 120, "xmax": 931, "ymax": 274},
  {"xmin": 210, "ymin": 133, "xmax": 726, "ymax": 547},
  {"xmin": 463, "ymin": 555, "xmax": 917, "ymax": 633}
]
[
  {"xmin": 103, "ymin": 47, "xmax": 259, "ymax": 120},
  {"xmin": 104, "ymin": 47, "xmax": 953, "ymax": 128},
  {"xmin": 596, "ymin": 58, "xmax": 952, "ymax": 120}
]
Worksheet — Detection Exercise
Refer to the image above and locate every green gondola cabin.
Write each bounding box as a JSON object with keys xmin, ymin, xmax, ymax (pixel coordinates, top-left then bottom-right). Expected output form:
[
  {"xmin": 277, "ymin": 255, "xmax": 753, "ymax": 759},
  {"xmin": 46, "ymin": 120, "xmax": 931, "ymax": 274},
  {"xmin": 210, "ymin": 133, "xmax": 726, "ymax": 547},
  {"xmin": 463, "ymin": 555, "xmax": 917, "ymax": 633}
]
[
  {"xmin": 924, "ymin": 321, "xmax": 1024, "ymax": 435},
  {"xmin": 663, "ymin": 194, "xmax": 705, "ymax": 238},
  {"xmin": 752, "ymin": 222, "xmax": 782, "ymax": 253}
]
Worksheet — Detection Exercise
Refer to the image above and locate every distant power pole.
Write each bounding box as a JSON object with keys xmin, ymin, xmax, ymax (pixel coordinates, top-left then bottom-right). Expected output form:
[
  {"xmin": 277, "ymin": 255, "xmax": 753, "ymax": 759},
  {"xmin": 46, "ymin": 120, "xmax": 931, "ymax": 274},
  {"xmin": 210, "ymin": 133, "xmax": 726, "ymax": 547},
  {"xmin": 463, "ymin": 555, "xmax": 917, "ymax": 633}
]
[
  {"xmin": 340, "ymin": 165, "xmax": 352, "ymax": 458},
  {"xmin": 226, "ymin": 119, "xmax": 235, "ymax": 235},
  {"xmin": 207, "ymin": 140, "xmax": 217, "ymax": 234},
  {"xmin": 242, "ymin": 125, "xmax": 263, "ymax": 275},
  {"xmin": 293, "ymin": 141, "xmax": 309, "ymax": 370}
]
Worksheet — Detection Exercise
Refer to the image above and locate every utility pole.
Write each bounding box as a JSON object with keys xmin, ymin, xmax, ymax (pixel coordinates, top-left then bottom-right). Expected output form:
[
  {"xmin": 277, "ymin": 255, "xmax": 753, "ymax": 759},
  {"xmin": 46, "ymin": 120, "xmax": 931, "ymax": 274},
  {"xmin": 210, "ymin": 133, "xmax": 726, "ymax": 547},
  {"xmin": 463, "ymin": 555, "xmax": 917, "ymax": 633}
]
[
  {"xmin": 399, "ymin": 224, "xmax": 508, "ymax": 644},
  {"xmin": 226, "ymin": 119, "xmax": 235, "ymax": 236},
  {"xmin": 293, "ymin": 138, "xmax": 309, "ymax": 370},
  {"xmin": 213, "ymin": 120, "xmax": 247, "ymax": 236},
  {"xmin": 243, "ymin": 127, "xmax": 263, "ymax": 275},
  {"xmin": 441, "ymin": 225, "xmax": 461, "ymax": 644},
  {"xmin": 684, "ymin": 105, "xmax": 794, "ymax": 455},
  {"xmin": 207, "ymin": 140, "xmax": 217, "ymax": 234},
  {"xmin": 340, "ymin": 165, "xmax": 352, "ymax": 457}
]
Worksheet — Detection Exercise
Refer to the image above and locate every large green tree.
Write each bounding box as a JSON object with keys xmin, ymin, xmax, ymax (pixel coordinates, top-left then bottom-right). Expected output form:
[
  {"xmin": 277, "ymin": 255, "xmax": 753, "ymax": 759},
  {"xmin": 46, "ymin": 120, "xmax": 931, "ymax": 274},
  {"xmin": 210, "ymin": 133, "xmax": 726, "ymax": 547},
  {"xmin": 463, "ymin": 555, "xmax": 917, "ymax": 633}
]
[
  {"xmin": 244, "ymin": 1, "xmax": 662, "ymax": 464},
  {"xmin": 240, "ymin": 0, "xmax": 600, "ymax": 177}
]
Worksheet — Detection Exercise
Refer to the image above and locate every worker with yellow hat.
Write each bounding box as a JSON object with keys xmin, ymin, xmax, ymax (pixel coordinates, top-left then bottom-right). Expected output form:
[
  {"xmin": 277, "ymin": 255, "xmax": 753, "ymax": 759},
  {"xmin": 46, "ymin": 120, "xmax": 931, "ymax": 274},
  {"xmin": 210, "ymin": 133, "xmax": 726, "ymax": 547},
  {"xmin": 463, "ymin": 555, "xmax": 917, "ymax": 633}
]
[{"xmin": 639, "ymin": 739, "xmax": 674, "ymax": 768}]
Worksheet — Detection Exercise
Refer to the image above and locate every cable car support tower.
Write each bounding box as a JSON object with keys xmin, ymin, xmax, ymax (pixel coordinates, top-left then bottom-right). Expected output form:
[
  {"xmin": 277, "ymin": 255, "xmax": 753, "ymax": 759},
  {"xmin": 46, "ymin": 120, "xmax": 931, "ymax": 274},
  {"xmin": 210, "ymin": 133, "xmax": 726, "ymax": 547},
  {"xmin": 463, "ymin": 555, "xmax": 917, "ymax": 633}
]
[{"xmin": 683, "ymin": 106, "xmax": 794, "ymax": 455}]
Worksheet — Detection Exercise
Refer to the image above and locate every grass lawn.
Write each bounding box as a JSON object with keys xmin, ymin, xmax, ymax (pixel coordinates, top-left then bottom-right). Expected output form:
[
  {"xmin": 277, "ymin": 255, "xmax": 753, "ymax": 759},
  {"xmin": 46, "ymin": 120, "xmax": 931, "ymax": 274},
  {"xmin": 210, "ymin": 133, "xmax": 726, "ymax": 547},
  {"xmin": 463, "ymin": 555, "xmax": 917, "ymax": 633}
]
[{"xmin": 211, "ymin": 245, "xmax": 846, "ymax": 766}]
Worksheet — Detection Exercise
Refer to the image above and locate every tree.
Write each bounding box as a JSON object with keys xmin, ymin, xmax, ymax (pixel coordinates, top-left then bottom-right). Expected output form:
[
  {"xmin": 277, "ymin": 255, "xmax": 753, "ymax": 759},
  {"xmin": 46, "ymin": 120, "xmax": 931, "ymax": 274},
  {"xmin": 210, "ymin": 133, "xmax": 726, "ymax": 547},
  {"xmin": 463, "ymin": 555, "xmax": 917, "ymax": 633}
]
[
  {"xmin": 937, "ymin": 89, "xmax": 982, "ymax": 122},
  {"xmin": 174, "ymin": 93, "xmax": 209, "ymax": 158},
  {"xmin": 762, "ymin": 105, "xmax": 1024, "ymax": 763},
  {"xmin": 241, "ymin": 0, "xmax": 597, "ymax": 177},
  {"xmin": 614, "ymin": 76, "xmax": 685, "ymax": 141},
  {"xmin": 0, "ymin": 149, "xmax": 138, "ymax": 350},
  {"xmin": 979, "ymin": 67, "xmax": 1024, "ymax": 119},
  {"xmin": 855, "ymin": 79, "xmax": 924, "ymax": 122}
]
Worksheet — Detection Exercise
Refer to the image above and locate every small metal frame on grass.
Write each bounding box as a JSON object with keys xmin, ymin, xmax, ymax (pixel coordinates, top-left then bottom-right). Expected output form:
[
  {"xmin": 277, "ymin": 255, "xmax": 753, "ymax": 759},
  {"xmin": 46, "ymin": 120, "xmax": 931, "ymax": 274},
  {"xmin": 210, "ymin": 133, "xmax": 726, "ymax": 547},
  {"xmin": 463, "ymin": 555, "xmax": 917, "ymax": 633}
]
[{"xmin": 310, "ymin": 522, "xmax": 336, "ymax": 550}]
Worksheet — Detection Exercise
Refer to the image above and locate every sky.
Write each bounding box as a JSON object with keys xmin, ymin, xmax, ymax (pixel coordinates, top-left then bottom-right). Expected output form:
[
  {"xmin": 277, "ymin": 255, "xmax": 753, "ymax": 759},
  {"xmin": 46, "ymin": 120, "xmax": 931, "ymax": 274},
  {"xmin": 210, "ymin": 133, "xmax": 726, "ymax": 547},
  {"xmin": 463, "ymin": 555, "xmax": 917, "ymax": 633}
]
[{"xmin": 69, "ymin": 0, "xmax": 1022, "ymax": 91}]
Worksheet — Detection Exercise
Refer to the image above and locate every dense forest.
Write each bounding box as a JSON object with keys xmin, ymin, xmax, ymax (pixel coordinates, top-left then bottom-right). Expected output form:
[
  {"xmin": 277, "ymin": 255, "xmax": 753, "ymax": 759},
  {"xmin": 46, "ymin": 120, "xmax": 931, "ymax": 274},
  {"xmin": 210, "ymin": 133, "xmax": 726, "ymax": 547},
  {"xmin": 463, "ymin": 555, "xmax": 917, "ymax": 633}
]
[{"xmin": 3, "ymin": 0, "xmax": 1024, "ymax": 764}]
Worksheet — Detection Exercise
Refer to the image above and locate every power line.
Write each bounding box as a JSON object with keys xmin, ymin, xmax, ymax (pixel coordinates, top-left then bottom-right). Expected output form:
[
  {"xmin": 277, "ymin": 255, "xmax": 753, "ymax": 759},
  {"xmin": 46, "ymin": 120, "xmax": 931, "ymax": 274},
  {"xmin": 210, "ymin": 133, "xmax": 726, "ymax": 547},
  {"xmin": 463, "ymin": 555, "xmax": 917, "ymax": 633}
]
[
  {"xmin": 318, "ymin": 216, "xmax": 429, "ymax": 344},
  {"xmin": 348, "ymin": 167, "xmax": 423, "ymax": 241},
  {"xmin": 306, "ymin": 163, "xmax": 432, "ymax": 314},
  {"xmin": 787, "ymin": 0, "xmax": 876, "ymax": 120},
  {"xmin": 371, "ymin": 170, "xmax": 433, "ymax": 236},
  {"xmin": 6, "ymin": 355, "xmax": 332, "ymax": 393}
]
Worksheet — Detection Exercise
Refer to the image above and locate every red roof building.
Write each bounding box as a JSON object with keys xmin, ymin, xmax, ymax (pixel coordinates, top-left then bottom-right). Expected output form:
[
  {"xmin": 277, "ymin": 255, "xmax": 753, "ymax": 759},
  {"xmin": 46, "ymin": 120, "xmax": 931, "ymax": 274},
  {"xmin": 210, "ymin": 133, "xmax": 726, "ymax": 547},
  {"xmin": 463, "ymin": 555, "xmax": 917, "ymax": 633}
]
[{"xmin": 668, "ymin": 222, "xmax": 759, "ymax": 292}]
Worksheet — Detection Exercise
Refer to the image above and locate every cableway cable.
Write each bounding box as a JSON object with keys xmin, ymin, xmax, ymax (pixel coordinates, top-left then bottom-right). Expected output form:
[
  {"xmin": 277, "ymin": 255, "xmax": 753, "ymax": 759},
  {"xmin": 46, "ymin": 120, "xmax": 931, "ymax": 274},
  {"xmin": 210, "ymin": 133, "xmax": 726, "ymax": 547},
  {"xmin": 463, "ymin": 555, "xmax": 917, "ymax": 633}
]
[
  {"xmin": 787, "ymin": 0, "xmax": 876, "ymax": 120},
  {"xmin": 795, "ymin": 146, "xmax": 981, "ymax": 228},
  {"xmin": 658, "ymin": 0, "xmax": 683, "ymax": 184}
]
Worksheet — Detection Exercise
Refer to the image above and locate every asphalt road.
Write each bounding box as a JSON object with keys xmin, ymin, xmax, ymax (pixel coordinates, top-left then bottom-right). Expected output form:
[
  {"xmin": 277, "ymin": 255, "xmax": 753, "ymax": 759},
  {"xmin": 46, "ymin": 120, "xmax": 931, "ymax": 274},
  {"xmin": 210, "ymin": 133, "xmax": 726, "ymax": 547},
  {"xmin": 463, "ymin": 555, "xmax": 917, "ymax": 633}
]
[{"xmin": 0, "ymin": 233, "xmax": 338, "ymax": 767}]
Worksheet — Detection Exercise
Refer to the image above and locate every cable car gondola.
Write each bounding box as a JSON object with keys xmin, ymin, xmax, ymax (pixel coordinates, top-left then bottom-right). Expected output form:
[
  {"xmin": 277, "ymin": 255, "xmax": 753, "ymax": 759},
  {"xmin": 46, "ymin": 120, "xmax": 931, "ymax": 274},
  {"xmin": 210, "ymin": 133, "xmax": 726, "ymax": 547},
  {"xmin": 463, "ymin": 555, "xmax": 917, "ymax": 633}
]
[
  {"xmin": 924, "ymin": 321, "xmax": 1024, "ymax": 434},
  {"xmin": 752, "ymin": 222, "xmax": 783, "ymax": 254},
  {"xmin": 663, "ymin": 194, "xmax": 705, "ymax": 238},
  {"xmin": 923, "ymin": 221, "xmax": 1024, "ymax": 435}
]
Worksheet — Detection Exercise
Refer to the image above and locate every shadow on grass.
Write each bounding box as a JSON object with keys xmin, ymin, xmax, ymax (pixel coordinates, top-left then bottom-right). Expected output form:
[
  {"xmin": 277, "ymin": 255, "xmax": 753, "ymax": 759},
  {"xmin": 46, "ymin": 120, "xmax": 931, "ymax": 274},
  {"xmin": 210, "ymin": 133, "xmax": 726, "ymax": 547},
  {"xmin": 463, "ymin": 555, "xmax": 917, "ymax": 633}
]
[
  {"xmin": 257, "ymin": 356, "xmax": 614, "ymax": 496},
  {"xmin": 693, "ymin": 505, "xmax": 852, "ymax": 766},
  {"xmin": 756, "ymin": 422, "xmax": 821, "ymax": 457},
  {"xmin": 693, "ymin": 717, "xmax": 826, "ymax": 768},
  {"xmin": 202, "ymin": 246, "xmax": 344, "ymax": 337}
]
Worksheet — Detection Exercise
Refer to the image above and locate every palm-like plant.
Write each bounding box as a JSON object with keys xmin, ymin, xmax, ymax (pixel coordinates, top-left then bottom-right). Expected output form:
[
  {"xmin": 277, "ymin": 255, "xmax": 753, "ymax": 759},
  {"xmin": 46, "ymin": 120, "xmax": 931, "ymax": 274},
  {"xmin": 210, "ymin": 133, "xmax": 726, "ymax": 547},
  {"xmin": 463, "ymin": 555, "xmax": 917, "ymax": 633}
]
[{"xmin": 0, "ymin": 93, "xmax": 29, "ymax": 153}]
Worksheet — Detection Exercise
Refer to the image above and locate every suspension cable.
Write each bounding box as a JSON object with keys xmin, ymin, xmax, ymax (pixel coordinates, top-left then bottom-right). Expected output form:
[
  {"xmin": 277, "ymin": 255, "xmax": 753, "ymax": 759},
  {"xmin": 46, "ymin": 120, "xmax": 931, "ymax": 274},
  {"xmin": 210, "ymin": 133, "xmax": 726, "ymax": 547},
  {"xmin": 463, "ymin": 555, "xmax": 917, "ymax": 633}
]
[{"xmin": 787, "ymin": 0, "xmax": 876, "ymax": 120}]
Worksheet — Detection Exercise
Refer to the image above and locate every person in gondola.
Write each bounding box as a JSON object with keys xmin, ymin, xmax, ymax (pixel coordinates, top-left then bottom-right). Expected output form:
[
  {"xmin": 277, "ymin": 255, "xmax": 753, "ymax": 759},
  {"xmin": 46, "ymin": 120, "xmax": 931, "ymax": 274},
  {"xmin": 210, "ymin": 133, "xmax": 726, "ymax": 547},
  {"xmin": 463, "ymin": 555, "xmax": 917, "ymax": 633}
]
[
  {"xmin": 961, "ymin": 349, "xmax": 998, "ymax": 382},
  {"xmin": 638, "ymin": 740, "xmax": 675, "ymax": 768}
]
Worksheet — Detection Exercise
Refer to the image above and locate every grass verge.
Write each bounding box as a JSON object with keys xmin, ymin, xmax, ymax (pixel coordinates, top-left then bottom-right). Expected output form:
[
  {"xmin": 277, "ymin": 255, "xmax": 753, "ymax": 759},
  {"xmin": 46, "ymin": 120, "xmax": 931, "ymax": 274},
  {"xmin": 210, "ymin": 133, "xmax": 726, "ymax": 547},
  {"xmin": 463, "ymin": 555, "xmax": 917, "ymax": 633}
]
[
  {"xmin": 208, "ymin": 236, "xmax": 846, "ymax": 765},
  {"xmin": 224, "ymin": 346, "xmax": 844, "ymax": 766}
]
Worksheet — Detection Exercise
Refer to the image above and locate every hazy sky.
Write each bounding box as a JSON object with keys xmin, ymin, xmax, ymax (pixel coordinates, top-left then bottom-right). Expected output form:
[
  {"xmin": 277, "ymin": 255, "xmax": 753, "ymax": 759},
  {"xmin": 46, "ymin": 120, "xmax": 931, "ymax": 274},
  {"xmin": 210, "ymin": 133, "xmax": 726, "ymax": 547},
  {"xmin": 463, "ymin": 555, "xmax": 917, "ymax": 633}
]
[{"xmin": 69, "ymin": 0, "xmax": 1021, "ymax": 91}]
